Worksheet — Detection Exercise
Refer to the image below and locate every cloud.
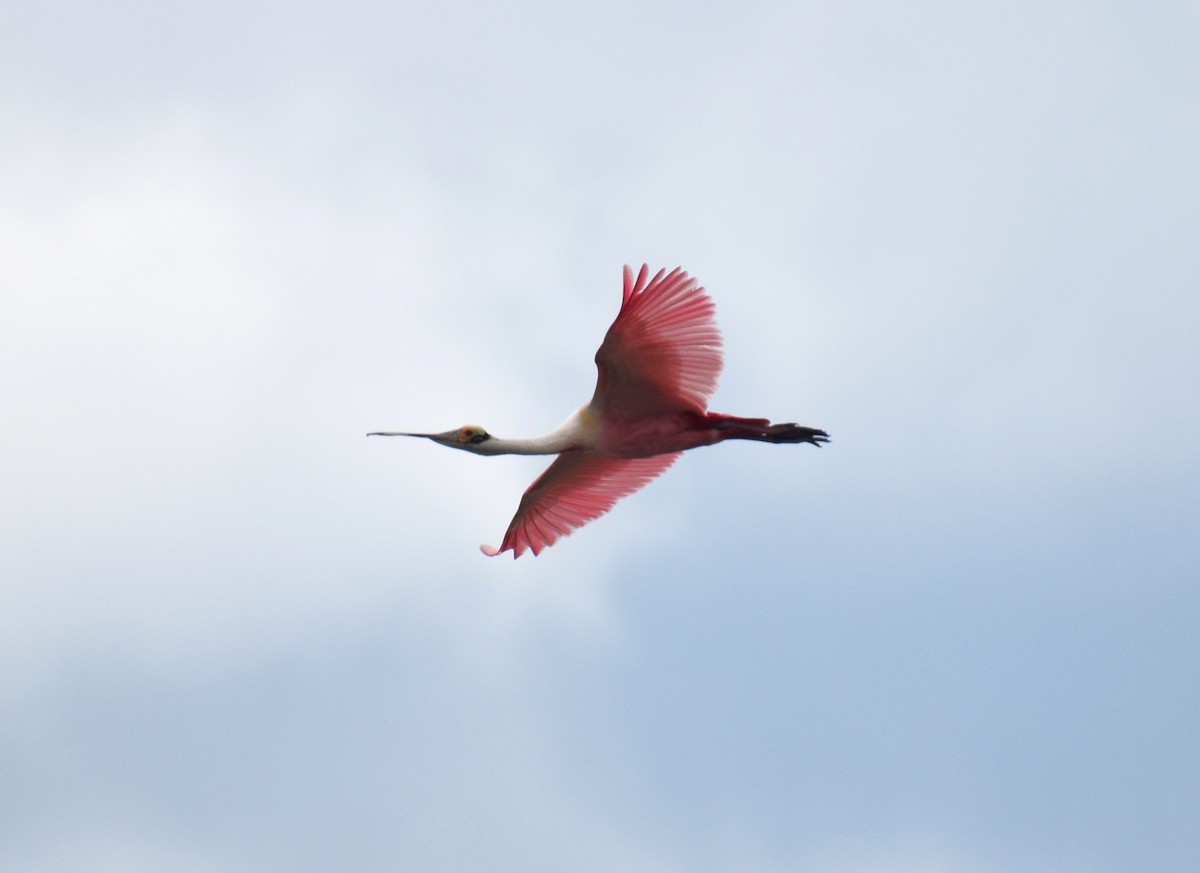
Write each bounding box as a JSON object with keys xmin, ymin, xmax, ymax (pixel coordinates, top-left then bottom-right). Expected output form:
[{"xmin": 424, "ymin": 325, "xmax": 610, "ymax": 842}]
[{"xmin": 2, "ymin": 2, "xmax": 1199, "ymax": 872}]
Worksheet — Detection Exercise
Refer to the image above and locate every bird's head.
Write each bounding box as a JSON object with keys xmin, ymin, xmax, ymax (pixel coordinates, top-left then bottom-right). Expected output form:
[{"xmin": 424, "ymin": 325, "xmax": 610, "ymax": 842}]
[{"xmin": 368, "ymin": 424, "xmax": 496, "ymax": 454}]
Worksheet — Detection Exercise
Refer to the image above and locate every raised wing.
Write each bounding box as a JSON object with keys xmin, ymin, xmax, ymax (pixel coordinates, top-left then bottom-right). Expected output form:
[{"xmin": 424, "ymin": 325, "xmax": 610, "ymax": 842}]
[
  {"xmin": 590, "ymin": 265, "xmax": 723, "ymax": 417},
  {"xmin": 480, "ymin": 451, "xmax": 681, "ymax": 558}
]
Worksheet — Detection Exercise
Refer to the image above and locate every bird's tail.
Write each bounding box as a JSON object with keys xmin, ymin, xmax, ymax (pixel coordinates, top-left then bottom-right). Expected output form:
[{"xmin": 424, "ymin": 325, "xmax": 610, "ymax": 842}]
[{"xmin": 709, "ymin": 414, "xmax": 830, "ymax": 447}]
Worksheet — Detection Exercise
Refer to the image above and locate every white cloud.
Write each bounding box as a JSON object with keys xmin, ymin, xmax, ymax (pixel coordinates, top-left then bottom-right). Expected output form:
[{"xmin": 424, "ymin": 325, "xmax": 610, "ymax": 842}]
[{"xmin": 2, "ymin": 2, "xmax": 1198, "ymax": 872}]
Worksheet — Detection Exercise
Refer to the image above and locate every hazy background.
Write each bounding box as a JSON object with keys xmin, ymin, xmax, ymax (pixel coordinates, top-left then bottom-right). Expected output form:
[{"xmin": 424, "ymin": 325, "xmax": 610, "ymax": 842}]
[{"xmin": 3, "ymin": 1, "xmax": 1198, "ymax": 870}]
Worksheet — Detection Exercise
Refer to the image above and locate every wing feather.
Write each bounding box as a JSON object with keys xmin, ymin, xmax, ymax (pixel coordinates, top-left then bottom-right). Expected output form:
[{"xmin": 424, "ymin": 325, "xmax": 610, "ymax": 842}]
[
  {"xmin": 480, "ymin": 451, "xmax": 681, "ymax": 557},
  {"xmin": 591, "ymin": 265, "xmax": 723, "ymax": 416}
]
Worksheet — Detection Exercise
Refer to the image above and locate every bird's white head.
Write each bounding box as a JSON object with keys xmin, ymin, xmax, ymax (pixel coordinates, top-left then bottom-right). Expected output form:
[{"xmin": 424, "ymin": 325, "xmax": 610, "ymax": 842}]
[{"xmin": 367, "ymin": 424, "xmax": 496, "ymax": 454}]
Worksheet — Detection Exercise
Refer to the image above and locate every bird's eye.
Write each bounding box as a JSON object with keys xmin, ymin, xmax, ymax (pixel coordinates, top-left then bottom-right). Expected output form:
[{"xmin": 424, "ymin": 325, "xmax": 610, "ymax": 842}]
[{"xmin": 468, "ymin": 431, "xmax": 490, "ymax": 444}]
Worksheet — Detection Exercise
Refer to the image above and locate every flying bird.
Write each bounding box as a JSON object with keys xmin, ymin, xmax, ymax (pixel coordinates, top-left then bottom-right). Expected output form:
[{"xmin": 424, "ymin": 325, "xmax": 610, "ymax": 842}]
[{"xmin": 370, "ymin": 265, "xmax": 828, "ymax": 557}]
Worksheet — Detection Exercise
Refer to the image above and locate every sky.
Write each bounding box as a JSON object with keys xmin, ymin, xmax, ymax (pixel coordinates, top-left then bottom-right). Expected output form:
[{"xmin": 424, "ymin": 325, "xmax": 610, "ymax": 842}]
[{"xmin": 2, "ymin": 0, "xmax": 1199, "ymax": 870}]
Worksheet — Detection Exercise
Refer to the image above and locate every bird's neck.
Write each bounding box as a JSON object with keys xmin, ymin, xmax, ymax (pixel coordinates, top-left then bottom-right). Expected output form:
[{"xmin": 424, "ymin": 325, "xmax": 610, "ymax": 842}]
[
  {"xmin": 482, "ymin": 435, "xmax": 573, "ymax": 455},
  {"xmin": 479, "ymin": 408, "xmax": 596, "ymax": 456}
]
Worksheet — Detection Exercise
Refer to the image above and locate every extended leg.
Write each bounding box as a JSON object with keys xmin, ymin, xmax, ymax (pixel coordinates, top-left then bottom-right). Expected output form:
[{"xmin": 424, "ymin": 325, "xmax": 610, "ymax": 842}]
[{"xmin": 709, "ymin": 414, "xmax": 830, "ymax": 446}]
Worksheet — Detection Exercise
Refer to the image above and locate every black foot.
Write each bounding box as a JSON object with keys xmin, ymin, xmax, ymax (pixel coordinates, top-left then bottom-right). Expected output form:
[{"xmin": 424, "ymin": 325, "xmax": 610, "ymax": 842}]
[{"xmin": 768, "ymin": 423, "xmax": 830, "ymax": 446}]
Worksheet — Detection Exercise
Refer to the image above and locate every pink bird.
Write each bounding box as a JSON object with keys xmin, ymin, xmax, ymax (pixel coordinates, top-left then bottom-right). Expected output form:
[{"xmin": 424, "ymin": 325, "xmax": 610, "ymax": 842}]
[{"xmin": 370, "ymin": 265, "xmax": 828, "ymax": 557}]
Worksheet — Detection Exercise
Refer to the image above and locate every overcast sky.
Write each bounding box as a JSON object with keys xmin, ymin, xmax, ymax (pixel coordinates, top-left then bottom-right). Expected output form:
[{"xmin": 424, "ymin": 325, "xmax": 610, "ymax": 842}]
[{"xmin": 3, "ymin": 1, "xmax": 1199, "ymax": 871}]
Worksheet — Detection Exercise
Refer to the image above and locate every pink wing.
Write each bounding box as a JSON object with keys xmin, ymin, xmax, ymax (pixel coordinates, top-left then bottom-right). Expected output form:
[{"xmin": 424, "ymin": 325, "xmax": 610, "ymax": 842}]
[
  {"xmin": 480, "ymin": 451, "xmax": 681, "ymax": 558},
  {"xmin": 590, "ymin": 265, "xmax": 724, "ymax": 417}
]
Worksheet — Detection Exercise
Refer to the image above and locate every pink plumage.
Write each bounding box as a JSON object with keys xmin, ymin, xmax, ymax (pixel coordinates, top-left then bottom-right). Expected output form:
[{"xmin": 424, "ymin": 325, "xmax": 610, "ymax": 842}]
[
  {"xmin": 592, "ymin": 265, "xmax": 723, "ymax": 417},
  {"xmin": 480, "ymin": 452, "xmax": 681, "ymax": 557},
  {"xmin": 480, "ymin": 266, "xmax": 727, "ymax": 557}
]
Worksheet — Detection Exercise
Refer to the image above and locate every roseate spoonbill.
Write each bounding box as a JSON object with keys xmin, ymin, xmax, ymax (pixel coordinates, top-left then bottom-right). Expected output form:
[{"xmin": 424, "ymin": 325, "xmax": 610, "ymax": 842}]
[{"xmin": 370, "ymin": 264, "xmax": 828, "ymax": 557}]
